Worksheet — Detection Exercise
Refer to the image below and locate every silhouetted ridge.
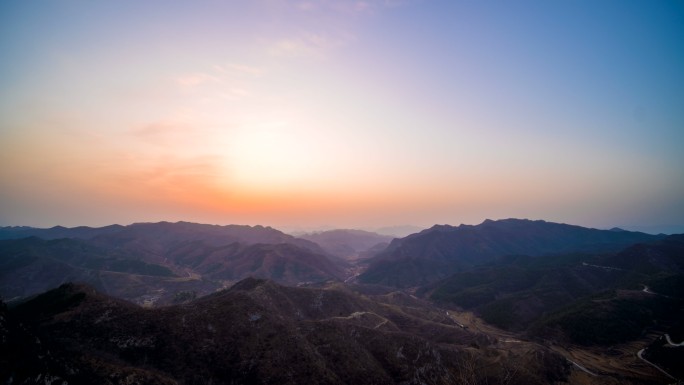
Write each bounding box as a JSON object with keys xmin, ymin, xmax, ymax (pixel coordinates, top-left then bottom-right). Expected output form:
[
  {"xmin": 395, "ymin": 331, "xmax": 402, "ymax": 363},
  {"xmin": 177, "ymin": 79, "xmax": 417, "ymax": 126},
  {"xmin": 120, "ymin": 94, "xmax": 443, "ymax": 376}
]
[
  {"xmin": 359, "ymin": 218, "xmax": 663, "ymax": 287},
  {"xmin": 2, "ymin": 279, "xmax": 575, "ymax": 385},
  {"xmin": 426, "ymin": 233, "xmax": 684, "ymax": 349},
  {"xmin": 229, "ymin": 276, "xmax": 269, "ymax": 291},
  {"xmin": 0, "ymin": 221, "xmax": 325, "ymax": 254},
  {"xmin": 601, "ymin": 233, "xmax": 684, "ymax": 276},
  {"xmin": 0, "ymin": 222, "xmax": 344, "ymax": 304}
]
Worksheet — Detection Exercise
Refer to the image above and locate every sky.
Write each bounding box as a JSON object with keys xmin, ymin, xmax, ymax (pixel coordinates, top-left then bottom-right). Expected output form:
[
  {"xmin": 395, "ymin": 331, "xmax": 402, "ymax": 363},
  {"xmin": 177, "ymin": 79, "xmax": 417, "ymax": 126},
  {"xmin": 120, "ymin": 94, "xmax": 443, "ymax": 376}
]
[{"xmin": 1, "ymin": 0, "xmax": 683, "ymax": 233}]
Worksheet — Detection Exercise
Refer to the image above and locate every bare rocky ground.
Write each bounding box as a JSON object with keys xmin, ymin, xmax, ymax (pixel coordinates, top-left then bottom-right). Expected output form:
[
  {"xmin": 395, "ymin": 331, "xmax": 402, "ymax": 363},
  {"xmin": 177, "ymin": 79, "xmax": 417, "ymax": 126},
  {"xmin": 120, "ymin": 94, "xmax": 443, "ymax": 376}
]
[{"xmin": 445, "ymin": 295, "xmax": 678, "ymax": 385}]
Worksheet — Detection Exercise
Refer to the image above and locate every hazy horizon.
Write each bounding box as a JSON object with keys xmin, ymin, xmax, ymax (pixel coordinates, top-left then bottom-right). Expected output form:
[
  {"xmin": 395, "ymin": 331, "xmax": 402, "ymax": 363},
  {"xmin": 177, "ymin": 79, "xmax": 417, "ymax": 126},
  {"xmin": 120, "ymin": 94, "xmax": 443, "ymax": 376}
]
[
  {"xmin": 2, "ymin": 1, "xmax": 683, "ymax": 232},
  {"xmin": 3, "ymin": 218, "xmax": 684, "ymax": 238}
]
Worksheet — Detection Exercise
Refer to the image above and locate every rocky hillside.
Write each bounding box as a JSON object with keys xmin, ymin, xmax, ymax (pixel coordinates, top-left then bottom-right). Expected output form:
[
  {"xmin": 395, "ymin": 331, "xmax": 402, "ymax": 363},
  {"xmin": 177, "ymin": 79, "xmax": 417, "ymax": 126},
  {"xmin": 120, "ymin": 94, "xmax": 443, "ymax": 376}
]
[
  {"xmin": 359, "ymin": 219, "xmax": 662, "ymax": 287},
  {"xmin": 2, "ymin": 279, "xmax": 574, "ymax": 385},
  {"xmin": 426, "ymin": 234, "xmax": 684, "ymax": 349},
  {"xmin": 0, "ymin": 222, "xmax": 345, "ymax": 305}
]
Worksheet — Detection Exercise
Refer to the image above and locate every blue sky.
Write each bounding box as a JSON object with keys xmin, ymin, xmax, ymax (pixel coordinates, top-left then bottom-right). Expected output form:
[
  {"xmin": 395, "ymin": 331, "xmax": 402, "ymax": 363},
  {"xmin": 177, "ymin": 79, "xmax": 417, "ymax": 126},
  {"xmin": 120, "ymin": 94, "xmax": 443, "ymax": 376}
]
[{"xmin": 1, "ymin": 0, "xmax": 683, "ymax": 232}]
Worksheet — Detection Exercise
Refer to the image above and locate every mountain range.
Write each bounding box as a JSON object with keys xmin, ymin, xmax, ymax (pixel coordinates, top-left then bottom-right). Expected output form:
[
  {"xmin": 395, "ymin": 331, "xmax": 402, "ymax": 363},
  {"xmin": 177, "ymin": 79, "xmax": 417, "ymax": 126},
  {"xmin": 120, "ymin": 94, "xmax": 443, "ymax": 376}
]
[
  {"xmin": 359, "ymin": 219, "xmax": 663, "ymax": 287},
  {"xmin": 2, "ymin": 278, "xmax": 576, "ymax": 385},
  {"xmin": 1, "ymin": 218, "xmax": 682, "ymax": 384},
  {"xmin": 0, "ymin": 222, "xmax": 343, "ymax": 305},
  {"xmin": 426, "ymin": 234, "xmax": 684, "ymax": 342}
]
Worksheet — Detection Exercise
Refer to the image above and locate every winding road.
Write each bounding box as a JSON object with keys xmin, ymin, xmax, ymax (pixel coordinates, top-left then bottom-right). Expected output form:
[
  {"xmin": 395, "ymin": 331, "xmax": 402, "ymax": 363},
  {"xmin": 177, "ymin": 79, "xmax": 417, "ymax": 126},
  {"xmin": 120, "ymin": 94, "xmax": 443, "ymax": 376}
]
[
  {"xmin": 567, "ymin": 359, "xmax": 598, "ymax": 377},
  {"xmin": 636, "ymin": 348, "xmax": 676, "ymax": 381},
  {"xmin": 665, "ymin": 334, "xmax": 684, "ymax": 347}
]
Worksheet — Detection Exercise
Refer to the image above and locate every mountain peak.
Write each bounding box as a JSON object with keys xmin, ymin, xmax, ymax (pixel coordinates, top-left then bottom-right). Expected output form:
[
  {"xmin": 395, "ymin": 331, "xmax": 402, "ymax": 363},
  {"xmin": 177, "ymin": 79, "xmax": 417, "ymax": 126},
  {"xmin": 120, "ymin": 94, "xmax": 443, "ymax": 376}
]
[
  {"xmin": 360, "ymin": 219, "xmax": 664, "ymax": 287},
  {"xmin": 480, "ymin": 218, "xmax": 546, "ymax": 226},
  {"xmin": 228, "ymin": 276, "xmax": 270, "ymax": 292}
]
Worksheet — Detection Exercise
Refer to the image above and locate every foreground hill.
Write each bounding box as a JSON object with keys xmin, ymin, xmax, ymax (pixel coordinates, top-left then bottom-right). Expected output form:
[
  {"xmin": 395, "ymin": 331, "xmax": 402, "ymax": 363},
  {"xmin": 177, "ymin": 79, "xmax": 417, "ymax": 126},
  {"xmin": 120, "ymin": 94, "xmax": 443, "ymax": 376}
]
[
  {"xmin": 359, "ymin": 219, "xmax": 663, "ymax": 287},
  {"xmin": 2, "ymin": 279, "xmax": 576, "ymax": 385}
]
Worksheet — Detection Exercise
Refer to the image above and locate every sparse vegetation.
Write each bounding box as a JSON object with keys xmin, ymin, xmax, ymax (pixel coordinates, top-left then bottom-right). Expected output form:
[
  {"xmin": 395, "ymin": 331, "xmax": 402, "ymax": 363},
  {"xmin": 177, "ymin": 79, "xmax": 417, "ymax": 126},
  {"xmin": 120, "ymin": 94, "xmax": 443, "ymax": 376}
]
[
  {"xmin": 172, "ymin": 290, "xmax": 197, "ymax": 303},
  {"xmin": 1, "ymin": 220, "xmax": 682, "ymax": 384},
  {"xmin": 2, "ymin": 279, "xmax": 571, "ymax": 385},
  {"xmin": 530, "ymin": 292, "xmax": 684, "ymax": 346}
]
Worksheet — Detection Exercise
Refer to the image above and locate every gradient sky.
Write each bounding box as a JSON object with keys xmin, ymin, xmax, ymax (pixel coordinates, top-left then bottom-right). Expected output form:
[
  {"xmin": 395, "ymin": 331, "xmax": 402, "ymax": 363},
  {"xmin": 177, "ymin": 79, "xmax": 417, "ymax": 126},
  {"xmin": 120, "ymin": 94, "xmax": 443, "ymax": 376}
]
[{"xmin": 1, "ymin": 0, "xmax": 683, "ymax": 232}]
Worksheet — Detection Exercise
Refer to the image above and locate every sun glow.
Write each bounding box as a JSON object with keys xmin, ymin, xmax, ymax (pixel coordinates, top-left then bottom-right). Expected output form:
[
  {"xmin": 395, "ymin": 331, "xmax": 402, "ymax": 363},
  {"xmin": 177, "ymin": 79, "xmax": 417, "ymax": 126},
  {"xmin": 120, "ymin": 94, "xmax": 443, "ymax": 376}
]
[
  {"xmin": 230, "ymin": 119, "xmax": 320, "ymax": 190},
  {"xmin": 1, "ymin": 1, "xmax": 682, "ymax": 230}
]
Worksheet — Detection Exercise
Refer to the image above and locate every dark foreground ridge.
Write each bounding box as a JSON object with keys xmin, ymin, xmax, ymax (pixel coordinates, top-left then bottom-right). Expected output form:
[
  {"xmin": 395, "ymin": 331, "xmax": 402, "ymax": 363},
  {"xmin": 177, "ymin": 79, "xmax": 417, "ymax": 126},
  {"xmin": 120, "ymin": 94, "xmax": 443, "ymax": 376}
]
[{"xmin": 2, "ymin": 279, "xmax": 572, "ymax": 385}]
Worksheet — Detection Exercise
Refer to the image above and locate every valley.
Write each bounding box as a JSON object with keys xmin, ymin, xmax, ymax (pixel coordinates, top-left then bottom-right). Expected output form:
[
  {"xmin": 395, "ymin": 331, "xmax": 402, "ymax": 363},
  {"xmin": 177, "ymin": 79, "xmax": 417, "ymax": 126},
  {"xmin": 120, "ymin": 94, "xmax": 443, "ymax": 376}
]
[{"xmin": 444, "ymin": 299, "xmax": 677, "ymax": 384}]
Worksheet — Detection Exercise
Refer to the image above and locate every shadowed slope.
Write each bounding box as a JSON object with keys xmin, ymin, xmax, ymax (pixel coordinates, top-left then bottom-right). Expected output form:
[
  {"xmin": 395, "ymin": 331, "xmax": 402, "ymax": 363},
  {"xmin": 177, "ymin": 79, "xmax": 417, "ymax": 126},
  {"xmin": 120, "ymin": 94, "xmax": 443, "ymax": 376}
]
[
  {"xmin": 360, "ymin": 219, "xmax": 662, "ymax": 287},
  {"xmin": 3, "ymin": 279, "xmax": 572, "ymax": 385}
]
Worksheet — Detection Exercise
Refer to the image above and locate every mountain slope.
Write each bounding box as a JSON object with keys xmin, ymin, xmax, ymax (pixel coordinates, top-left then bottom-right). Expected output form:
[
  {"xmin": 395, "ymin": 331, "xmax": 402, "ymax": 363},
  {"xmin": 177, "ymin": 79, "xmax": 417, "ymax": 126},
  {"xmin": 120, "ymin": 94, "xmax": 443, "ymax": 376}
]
[
  {"xmin": 87, "ymin": 221, "xmax": 326, "ymax": 261},
  {"xmin": 0, "ymin": 237, "xmax": 177, "ymax": 301},
  {"xmin": 600, "ymin": 233, "xmax": 684, "ymax": 275},
  {"xmin": 166, "ymin": 242, "xmax": 345, "ymax": 283},
  {"xmin": 0, "ymin": 222, "xmax": 347, "ymax": 304},
  {"xmin": 359, "ymin": 219, "xmax": 663, "ymax": 287},
  {"xmin": 3, "ymin": 280, "xmax": 576, "ymax": 385},
  {"xmin": 427, "ymin": 234, "xmax": 684, "ymax": 348}
]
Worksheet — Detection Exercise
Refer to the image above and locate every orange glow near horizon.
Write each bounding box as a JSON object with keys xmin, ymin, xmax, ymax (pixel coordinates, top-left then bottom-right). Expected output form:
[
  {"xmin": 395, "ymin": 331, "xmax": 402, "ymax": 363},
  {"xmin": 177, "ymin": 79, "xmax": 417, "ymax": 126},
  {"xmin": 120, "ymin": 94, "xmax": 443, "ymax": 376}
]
[{"xmin": 1, "ymin": 1, "xmax": 683, "ymax": 231}]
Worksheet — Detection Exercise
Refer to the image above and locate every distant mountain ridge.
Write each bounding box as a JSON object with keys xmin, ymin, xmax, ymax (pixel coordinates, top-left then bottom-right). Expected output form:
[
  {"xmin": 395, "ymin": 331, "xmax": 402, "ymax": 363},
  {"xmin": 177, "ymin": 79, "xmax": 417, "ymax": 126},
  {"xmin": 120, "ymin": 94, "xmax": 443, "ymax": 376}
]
[
  {"xmin": 0, "ymin": 224, "xmax": 125, "ymax": 240},
  {"xmin": 373, "ymin": 225, "xmax": 425, "ymax": 238},
  {"xmin": 359, "ymin": 218, "xmax": 664, "ymax": 287},
  {"xmin": 0, "ymin": 222, "xmax": 343, "ymax": 304},
  {"xmin": 298, "ymin": 229, "xmax": 393, "ymax": 260},
  {"xmin": 0, "ymin": 221, "xmax": 324, "ymax": 254}
]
